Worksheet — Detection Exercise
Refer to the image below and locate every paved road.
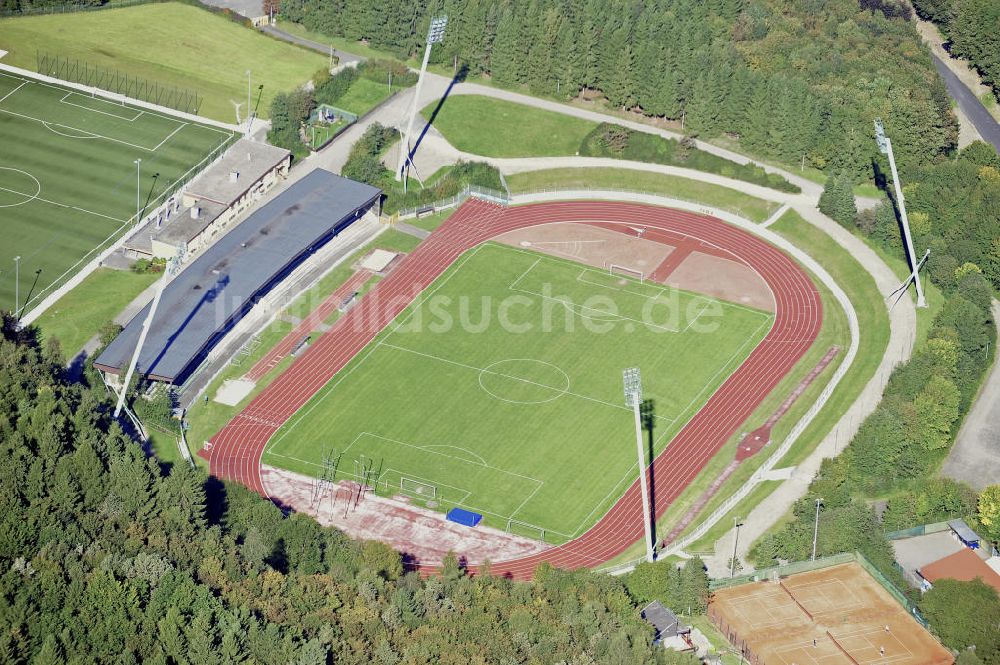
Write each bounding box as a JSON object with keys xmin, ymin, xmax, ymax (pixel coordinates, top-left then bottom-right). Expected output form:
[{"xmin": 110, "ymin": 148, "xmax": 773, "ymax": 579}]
[
  {"xmin": 941, "ymin": 299, "xmax": 1000, "ymax": 490},
  {"xmin": 931, "ymin": 53, "xmax": 1000, "ymax": 153},
  {"xmin": 260, "ymin": 25, "xmax": 363, "ymax": 65}
]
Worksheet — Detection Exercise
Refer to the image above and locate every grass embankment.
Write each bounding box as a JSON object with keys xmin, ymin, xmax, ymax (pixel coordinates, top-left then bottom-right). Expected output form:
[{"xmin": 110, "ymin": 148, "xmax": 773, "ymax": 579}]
[
  {"xmin": 33, "ymin": 268, "xmax": 158, "ymax": 359},
  {"xmin": 603, "ymin": 208, "xmax": 891, "ymax": 566},
  {"xmin": 0, "ymin": 3, "xmax": 326, "ymax": 121},
  {"xmin": 181, "ymin": 229, "xmax": 421, "ymax": 461},
  {"xmin": 423, "ymin": 95, "xmax": 598, "ymax": 157},
  {"xmin": 505, "ymin": 168, "xmax": 779, "ymax": 223},
  {"xmin": 336, "ymin": 76, "xmax": 398, "ymax": 116}
]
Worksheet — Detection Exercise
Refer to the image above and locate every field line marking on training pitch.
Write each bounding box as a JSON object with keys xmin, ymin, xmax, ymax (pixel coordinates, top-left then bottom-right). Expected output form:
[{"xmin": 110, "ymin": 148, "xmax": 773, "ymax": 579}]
[
  {"xmin": 0, "ymin": 106, "xmax": 158, "ymax": 151},
  {"xmin": 0, "ymin": 73, "xmax": 234, "ymax": 138},
  {"xmin": 268, "ymin": 245, "xmax": 490, "ymax": 452},
  {"xmin": 0, "ymin": 80, "xmax": 26, "ymax": 105},
  {"xmin": 420, "ymin": 444, "xmax": 488, "ymax": 466},
  {"xmin": 0, "ymin": 185, "xmax": 127, "ymax": 223},
  {"xmin": 59, "ymin": 91, "xmax": 142, "ymax": 121},
  {"xmin": 150, "ymin": 120, "xmax": 189, "ymax": 151}
]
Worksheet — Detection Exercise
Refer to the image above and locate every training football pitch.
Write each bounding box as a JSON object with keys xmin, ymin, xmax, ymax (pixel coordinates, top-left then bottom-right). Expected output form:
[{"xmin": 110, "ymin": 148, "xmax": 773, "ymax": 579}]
[
  {"xmin": 264, "ymin": 242, "xmax": 773, "ymax": 542},
  {"xmin": 0, "ymin": 72, "xmax": 233, "ymax": 314}
]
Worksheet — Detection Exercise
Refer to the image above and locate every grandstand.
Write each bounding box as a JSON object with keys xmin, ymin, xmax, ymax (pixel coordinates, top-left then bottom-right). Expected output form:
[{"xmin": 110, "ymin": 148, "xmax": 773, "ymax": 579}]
[{"xmin": 94, "ymin": 169, "xmax": 381, "ymax": 385}]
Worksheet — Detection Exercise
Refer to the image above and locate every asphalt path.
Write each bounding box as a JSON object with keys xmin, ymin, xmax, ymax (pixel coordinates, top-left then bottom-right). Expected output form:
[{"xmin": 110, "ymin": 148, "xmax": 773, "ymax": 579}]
[{"xmin": 931, "ymin": 53, "xmax": 1000, "ymax": 153}]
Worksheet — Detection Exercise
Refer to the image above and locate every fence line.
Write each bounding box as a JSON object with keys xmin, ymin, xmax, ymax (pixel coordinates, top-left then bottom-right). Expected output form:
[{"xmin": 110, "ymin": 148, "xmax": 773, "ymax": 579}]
[
  {"xmin": 1, "ymin": 0, "xmax": 155, "ymax": 16},
  {"xmin": 884, "ymin": 520, "xmax": 951, "ymax": 540},
  {"xmin": 36, "ymin": 51, "xmax": 202, "ymax": 114}
]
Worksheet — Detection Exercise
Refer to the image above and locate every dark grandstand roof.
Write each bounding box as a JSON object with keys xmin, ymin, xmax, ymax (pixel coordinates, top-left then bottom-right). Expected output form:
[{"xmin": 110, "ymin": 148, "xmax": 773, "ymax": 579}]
[{"xmin": 95, "ymin": 169, "xmax": 381, "ymax": 384}]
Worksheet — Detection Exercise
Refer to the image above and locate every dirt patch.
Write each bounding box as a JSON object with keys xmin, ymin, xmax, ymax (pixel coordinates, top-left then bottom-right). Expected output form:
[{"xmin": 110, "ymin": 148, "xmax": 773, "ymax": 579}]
[
  {"xmin": 493, "ymin": 222, "xmax": 671, "ymax": 275},
  {"xmin": 709, "ymin": 562, "xmax": 952, "ymax": 665},
  {"xmin": 261, "ymin": 465, "xmax": 550, "ymax": 567},
  {"xmin": 667, "ymin": 251, "xmax": 774, "ymax": 312}
]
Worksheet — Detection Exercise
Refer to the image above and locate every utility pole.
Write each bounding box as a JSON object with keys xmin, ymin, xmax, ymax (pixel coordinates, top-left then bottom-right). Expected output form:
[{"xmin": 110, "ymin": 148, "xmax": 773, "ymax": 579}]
[
  {"xmin": 731, "ymin": 517, "xmax": 743, "ymax": 578},
  {"xmin": 875, "ymin": 119, "xmax": 926, "ymax": 308},
  {"xmin": 246, "ymin": 70, "xmax": 252, "ymax": 137},
  {"xmin": 624, "ymin": 367, "xmax": 655, "ymax": 563},
  {"xmin": 13, "ymin": 255, "xmax": 20, "ymax": 320},
  {"xmin": 396, "ymin": 14, "xmax": 447, "ymax": 193},
  {"xmin": 113, "ymin": 249, "xmax": 185, "ymax": 419},
  {"xmin": 811, "ymin": 498, "xmax": 823, "ymax": 561},
  {"xmin": 134, "ymin": 158, "xmax": 141, "ymax": 223}
]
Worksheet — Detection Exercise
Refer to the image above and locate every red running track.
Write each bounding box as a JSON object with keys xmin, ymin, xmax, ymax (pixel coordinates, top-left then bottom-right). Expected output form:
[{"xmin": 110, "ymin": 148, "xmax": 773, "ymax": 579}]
[{"xmin": 206, "ymin": 199, "xmax": 821, "ymax": 579}]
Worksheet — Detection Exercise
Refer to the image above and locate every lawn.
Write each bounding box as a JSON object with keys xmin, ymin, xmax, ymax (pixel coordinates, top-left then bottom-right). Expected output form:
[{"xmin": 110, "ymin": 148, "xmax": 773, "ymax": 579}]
[
  {"xmin": 0, "ymin": 3, "xmax": 327, "ymax": 122},
  {"xmin": 264, "ymin": 242, "xmax": 772, "ymax": 541},
  {"xmin": 335, "ymin": 76, "xmax": 397, "ymax": 116},
  {"xmin": 32, "ymin": 268, "xmax": 158, "ymax": 358},
  {"xmin": 423, "ymin": 95, "xmax": 598, "ymax": 158},
  {"xmin": 0, "ymin": 71, "xmax": 232, "ymax": 314},
  {"xmin": 505, "ymin": 168, "xmax": 779, "ymax": 223}
]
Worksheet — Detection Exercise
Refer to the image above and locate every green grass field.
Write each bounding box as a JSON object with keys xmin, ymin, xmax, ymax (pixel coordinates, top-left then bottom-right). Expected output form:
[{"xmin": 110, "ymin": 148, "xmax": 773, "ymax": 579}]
[
  {"xmin": 264, "ymin": 242, "xmax": 772, "ymax": 541},
  {"xmin": 423, "ymin": 95, "xmax": 598, "ymax": 157},
  {"xmin": 33, "ymin": 267, "xmax": 158, "ymax": 358},
  {"xmin": 506, "ymin": 168, "xmax": 779, "ymax": 223},
  {"xmin": 0, "ymin": 3, "xmax": 327, "ymax": 122},
  {"xmin": 336, "ymin": 76, "xmax": 397, "ymax": 116},
  {"xmin": 0, "ymin": 71, "xmax": 232, "ymax": 314}
]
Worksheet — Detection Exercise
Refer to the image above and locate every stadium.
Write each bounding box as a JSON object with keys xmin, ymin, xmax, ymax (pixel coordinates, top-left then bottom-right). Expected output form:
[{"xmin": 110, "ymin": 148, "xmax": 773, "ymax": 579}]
[{"xmin": 203, "ymin": 197, "xmax": 823, "ymax": 577}]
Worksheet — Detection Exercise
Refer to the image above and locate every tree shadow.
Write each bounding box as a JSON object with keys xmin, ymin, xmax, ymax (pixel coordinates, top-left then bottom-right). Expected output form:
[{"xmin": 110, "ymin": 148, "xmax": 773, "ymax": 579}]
[{"xmin": 640, "ymin": 398, "xmax": 658, "ymax": 551}]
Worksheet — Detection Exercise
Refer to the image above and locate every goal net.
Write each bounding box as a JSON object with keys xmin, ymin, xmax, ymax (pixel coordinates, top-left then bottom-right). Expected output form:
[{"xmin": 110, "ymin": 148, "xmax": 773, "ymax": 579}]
[
  {"xmin": 400, "ymin": 477, "xmax": 437, "ymax": 499},
  {"xmin": 606, "ymin": 263, "xmax": 645, "ymax": 284},
  {"xmin": 506, "ymin": 519, "xmax": 546, "ymax": 543}
]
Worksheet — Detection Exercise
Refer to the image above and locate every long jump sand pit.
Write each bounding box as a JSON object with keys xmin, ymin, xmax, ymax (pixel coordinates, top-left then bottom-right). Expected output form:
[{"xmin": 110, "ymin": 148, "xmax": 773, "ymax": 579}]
[{"xmin": 709, "ymin": 562, "xmax": 952, "ymax": 665}]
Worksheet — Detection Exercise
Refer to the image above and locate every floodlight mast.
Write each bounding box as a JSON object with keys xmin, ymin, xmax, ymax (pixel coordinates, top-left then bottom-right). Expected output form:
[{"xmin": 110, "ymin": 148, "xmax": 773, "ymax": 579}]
[
  {"xmin": 875, "ymin": 119, "xmax": 926, "ymax": 308},
  {"xmin": 396, "ymin": 15, "xmax": 447, "ymax": 192},
  {"xmin": 113, "ymin": 249, "xmax": 186, "ymax": 419},
  {"xmin": 624, "ymin": 367, "xmax": 655, "ymax": 563}
]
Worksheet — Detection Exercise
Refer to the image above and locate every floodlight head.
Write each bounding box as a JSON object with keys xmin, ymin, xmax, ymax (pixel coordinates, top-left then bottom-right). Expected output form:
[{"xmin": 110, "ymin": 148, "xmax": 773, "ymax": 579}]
[
  {"xmin": 623, "ymin": 367, "xmax": 642, "ymax": 406},
  {"xmin": 874, "ymin": 119, "xmax": 888, "ymax": 155},
  {"xmin": 427, "ymin": 15, "xmax": 448, "ymax": 44}
]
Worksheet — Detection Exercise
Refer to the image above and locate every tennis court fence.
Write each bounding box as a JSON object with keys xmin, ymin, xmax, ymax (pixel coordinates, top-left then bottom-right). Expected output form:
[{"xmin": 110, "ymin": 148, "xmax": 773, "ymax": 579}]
[
  {"xmin": 707, "ymin": 607, "xmax": 763, "ymax": 665},
  {"xmin": 36, "ymin": 51, "xmax": 202, "ymax": 114},
  {"xmin": 708, "ymin": 550, "xmax": 930, "ymax": 628}
]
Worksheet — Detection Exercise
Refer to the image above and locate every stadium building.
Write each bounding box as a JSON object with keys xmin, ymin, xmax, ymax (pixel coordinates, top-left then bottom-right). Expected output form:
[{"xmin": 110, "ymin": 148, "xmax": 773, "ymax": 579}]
[{"xmin": 96, "ymin": 168, "xmax": 381, "ymax": 386}]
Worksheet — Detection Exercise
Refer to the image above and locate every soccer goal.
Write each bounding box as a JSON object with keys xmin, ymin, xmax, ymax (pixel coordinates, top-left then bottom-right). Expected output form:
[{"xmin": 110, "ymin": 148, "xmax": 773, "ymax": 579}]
[
  {"xmin": 400, "ymin": 477, "xmax": 437, "ymax": 499},
  {"xmin": 506, "ymin": 519, "xmax": 546, "ymax": 543},
  {"xmin": 605, "ymin": 262, "xmax": 645, "ymax": 284}
]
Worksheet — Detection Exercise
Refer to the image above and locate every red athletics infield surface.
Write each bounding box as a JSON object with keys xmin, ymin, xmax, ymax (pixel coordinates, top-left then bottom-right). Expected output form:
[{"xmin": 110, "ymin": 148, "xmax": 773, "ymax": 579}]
[{"xmin": 205, "ymin": 199, "xmax": 822, "ymax": 579}]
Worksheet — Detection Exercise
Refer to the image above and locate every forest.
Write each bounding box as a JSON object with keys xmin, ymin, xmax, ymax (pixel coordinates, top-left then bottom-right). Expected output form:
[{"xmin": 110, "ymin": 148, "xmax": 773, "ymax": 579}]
[
  {"xmin": 910, "ymin": 0, "xmax": 1000, "ymax": 99},
  {"xmin": 0, "ymin": 318, "xmax": 703, "ymax": 663},
  {"xmin": 278, "ymin": 0, "xmax": 957, "ymax": 179}
]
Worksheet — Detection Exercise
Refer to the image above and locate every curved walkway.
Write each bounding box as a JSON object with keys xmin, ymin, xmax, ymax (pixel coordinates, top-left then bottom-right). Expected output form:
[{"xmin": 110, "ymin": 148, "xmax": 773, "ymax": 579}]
[{"xmin": 205, "ymin": 199, "xmax": 821, "ymax": 579}]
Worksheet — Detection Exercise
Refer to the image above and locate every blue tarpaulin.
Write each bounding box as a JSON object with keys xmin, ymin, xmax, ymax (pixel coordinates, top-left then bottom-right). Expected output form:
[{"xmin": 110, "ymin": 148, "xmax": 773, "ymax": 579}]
[{"xmin": 446, "ymin": 508, "xmax": 482, "ymax": 527}]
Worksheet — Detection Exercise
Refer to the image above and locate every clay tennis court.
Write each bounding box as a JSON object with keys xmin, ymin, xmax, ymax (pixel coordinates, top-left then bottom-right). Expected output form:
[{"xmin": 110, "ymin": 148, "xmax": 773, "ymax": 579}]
[{"xmin": 709, "ymin": 562, "xmax": 952, "ymax": 665}]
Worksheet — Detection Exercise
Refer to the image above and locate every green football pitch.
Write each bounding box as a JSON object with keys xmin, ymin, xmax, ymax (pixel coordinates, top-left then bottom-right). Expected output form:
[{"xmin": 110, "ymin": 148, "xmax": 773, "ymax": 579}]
[
  {"xmin": 264, "ymin": 242, "xmax": 773, "ymax": 542},
  {"xmin": 0, "ymin": 72, "xmax": 233, "ymax": 314}
]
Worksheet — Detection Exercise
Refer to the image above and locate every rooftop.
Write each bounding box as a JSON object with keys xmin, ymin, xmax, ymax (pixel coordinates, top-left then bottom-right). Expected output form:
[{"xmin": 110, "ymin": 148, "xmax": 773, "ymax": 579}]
[
  {"xmin": 640, "ymin": 601, "xmax": 688, "ymax": 639},
  {"xmin": 186, "ymin": 138, "xmax": 289, "ymax": 207},
  {"xmin": 947, "ymin": 519, "xmax": 981, "ymax": 544},
  {"xmin": 95, "ymin": 169, "xmax": 381, "ymax": 384},
  {"xmin": 920, "ymin": 547, "xmax": 1000, "ymax": 594}
]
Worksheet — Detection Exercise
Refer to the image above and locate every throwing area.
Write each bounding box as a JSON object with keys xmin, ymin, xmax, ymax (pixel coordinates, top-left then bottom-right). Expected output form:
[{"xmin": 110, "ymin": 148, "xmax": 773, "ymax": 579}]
[
  {"xmin": 263, "ymin": 241, "xmax": 772, "ymax": 541},
  {"xmin": 709, "ymin": 562, "xmax": 952, "ymax": 665},
  {"xmin": 0, "ymin": 72, "xmax": 232, "ymax": 312}
]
